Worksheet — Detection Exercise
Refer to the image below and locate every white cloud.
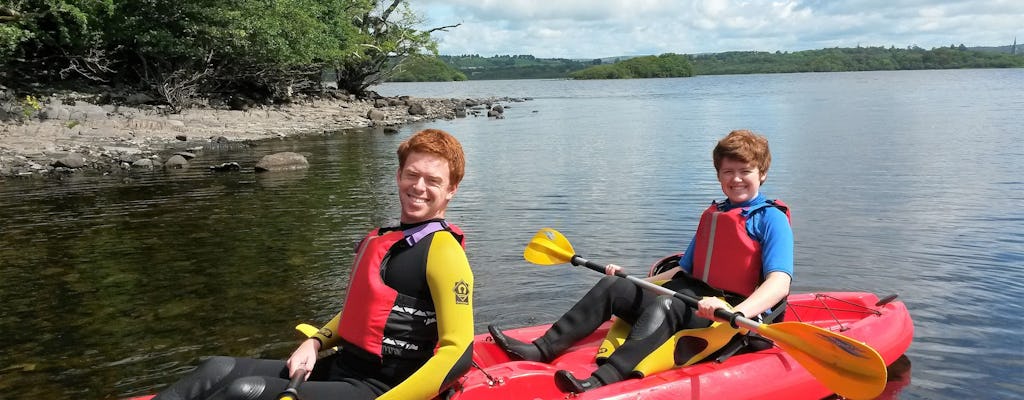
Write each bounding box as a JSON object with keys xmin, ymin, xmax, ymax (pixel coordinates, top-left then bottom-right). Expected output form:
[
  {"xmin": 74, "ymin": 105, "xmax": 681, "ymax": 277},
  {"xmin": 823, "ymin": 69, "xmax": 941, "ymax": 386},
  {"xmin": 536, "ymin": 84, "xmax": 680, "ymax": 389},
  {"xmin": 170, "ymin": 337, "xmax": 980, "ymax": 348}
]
[{"xmin": 411, "ymin": 0, "xmax": 1024, "ymax": 58}]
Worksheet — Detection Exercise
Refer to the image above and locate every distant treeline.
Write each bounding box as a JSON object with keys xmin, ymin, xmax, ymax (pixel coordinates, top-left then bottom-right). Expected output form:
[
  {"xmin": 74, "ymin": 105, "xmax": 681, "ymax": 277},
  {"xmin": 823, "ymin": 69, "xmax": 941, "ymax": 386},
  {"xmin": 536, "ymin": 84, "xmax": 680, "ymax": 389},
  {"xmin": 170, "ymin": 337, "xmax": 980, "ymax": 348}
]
[
  {"xmin": 392, "ymin": 45, "xmax": 1024, "ymax": 81},
  {"xmin": 691, "ymin": 45, "xmax": 1024, "ymax": 75},
  {"xmin": 569, "ymin": 53, "xmax": 693, "ymax": 79},
  {"xmin": 390, "ymin": 54, "xmax": 594, "ymax": 81}
]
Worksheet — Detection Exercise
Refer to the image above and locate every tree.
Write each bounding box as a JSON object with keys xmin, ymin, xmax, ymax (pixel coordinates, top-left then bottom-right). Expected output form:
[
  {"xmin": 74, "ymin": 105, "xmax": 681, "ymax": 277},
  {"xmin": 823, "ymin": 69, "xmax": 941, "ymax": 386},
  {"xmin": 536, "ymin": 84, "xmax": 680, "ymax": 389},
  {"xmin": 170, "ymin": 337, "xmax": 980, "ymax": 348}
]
[
  {"xmin": 388, "ymin": 54, "xmax": 466, "ymax": 81},
  {"xmin": 1, "ymin": 0, "xmax": 115, "ymax": 84},
  {"xmin": 111, "ymin": 0, "xmax": 355, "ymax": 108},
  {"xmin": 569, "ymin": 53, "xmax": 693, "ymax": 80},
  {"xmin": 332, "ymin": 0, "xmax": 459, "ymax": 96}
]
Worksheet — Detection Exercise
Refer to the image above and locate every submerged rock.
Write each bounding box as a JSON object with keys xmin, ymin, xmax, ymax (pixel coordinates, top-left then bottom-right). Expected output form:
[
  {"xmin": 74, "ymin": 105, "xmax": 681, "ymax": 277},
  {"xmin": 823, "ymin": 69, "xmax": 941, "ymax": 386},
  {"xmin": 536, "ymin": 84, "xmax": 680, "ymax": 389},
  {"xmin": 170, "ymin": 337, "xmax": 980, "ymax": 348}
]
[{"xmin": 255, "ymin": 152, "xmax": 308, "ymax": 172}]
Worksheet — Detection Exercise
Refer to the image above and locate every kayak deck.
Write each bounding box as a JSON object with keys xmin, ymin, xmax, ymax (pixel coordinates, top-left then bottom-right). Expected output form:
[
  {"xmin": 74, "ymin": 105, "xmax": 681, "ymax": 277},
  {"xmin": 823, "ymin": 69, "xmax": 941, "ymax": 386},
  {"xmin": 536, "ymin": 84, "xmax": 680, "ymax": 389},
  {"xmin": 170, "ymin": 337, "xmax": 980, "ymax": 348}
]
[{"xmin": 452, "ymin": 292, "xmax": 913, "ymax": 400}]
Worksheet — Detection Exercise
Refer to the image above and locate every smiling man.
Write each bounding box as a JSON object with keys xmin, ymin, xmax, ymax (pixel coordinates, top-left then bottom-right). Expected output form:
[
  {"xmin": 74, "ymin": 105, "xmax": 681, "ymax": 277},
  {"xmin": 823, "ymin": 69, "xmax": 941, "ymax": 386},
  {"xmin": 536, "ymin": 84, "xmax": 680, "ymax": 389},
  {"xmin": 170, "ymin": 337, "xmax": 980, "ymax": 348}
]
[{"xmin": 153, "ymin": 129, "xmax": 474, "ymax": 400}]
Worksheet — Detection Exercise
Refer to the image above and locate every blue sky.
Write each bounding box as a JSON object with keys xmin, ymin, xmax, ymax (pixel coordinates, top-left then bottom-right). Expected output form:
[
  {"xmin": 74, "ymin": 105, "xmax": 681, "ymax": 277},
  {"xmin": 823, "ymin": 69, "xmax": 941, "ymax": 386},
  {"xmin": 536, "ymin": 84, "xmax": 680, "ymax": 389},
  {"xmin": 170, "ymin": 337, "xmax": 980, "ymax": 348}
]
[{"xmin": 411, "ymin": 0, "xmax": 1023, "ymax": 59}]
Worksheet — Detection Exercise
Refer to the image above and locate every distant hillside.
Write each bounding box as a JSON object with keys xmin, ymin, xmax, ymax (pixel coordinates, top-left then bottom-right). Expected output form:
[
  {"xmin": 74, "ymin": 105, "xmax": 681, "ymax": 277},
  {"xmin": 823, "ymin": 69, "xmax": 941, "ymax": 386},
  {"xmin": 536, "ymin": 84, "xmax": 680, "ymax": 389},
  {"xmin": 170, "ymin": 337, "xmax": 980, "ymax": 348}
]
[
  {"xmin": 438, "ymin": 54, "xmax": 598, "ymax": 80},
  {"xmin": 970, "ymin": 44, "xmax": 1021, "ymax": 54},
  {"xmin": 390, "ymin": 44, "xmax": 1023, "ymax": 82}
]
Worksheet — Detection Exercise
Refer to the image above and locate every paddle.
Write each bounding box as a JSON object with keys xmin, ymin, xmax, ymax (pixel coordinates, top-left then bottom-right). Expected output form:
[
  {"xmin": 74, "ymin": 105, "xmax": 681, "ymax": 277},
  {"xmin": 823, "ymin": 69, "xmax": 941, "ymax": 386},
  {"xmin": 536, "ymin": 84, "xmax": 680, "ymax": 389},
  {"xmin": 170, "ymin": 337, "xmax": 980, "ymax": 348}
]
[
  {"xmin": 523, "ymin": 228, "xmax": 888, "ymax": 400},
  {"xmin": 276, "ymin": 368, "xmax": 306, "ymax": 400}
]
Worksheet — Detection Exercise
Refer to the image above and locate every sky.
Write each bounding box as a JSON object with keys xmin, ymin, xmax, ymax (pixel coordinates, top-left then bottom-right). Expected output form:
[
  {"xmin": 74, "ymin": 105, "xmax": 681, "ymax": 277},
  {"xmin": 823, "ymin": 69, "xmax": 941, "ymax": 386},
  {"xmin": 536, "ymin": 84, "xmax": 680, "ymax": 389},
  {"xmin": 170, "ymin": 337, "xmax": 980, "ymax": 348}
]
[{"xmin": 411, "ymin": 0, "xmax": 1024, "ymax": 59}]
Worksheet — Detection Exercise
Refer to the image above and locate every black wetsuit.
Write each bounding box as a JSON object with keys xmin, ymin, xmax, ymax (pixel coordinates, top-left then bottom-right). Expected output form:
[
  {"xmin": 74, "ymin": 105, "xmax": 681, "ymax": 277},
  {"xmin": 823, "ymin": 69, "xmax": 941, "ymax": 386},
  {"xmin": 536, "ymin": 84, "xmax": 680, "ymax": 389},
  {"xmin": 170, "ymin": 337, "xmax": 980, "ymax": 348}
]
[{"xmin": 153, "ymin": 221, "xmax": 475, "ymax": 400}]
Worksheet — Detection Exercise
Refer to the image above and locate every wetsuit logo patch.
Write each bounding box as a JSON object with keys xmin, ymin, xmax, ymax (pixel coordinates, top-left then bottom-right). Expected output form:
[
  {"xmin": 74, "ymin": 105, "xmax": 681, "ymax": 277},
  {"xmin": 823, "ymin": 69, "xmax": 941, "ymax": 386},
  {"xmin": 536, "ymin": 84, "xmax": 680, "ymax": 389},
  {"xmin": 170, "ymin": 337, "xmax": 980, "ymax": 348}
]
[{"xmin": 453, "ymin": 280, "xmax": 470, "ymax": 305}]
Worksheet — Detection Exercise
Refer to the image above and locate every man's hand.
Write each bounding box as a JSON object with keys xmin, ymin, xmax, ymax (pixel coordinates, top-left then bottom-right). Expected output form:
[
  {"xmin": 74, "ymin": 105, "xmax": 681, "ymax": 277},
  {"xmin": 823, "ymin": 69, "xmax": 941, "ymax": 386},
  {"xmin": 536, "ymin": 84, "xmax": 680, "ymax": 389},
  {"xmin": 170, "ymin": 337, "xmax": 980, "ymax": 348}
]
[{"xmin": 285, "ymin": 338, "xmax": 321, "ymax": 380}]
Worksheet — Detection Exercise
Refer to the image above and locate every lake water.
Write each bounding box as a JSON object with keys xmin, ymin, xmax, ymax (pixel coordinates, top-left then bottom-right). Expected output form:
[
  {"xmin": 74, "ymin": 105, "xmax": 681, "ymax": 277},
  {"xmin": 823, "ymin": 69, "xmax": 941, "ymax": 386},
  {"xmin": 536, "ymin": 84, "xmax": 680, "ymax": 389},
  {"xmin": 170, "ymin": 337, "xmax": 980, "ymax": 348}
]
[{"xmin": 1, "ymin": 69, "xmax": 1022, "ymax": 399}]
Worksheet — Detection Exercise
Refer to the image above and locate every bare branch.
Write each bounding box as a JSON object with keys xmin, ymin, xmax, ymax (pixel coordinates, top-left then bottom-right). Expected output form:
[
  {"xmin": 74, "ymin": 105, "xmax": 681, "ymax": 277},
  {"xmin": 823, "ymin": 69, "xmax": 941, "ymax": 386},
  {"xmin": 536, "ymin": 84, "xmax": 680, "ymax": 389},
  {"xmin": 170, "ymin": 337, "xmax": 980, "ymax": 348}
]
[
  {"xmin": 59, "ymin": 47, "xmax": 116, "ymax": 82},
  {"xmin": 154, "ymin": 51, "xmax": 215, "ymax": 112},
  {"xmin": 379, "ymin": 0, "xmax": 402, "ymax": 22},
  {"xmin": 425, "ymin": 23, "xmax": 461, "ymax": 34}
]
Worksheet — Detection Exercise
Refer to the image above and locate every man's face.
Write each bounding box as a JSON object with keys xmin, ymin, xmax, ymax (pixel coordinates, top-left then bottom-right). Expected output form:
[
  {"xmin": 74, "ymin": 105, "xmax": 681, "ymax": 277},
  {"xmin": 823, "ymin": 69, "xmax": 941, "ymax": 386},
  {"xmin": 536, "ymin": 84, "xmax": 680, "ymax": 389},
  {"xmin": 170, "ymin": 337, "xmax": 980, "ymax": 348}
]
[{"xmin": 397, "ymin": 151, "xmax": 457, "ymax": 224}]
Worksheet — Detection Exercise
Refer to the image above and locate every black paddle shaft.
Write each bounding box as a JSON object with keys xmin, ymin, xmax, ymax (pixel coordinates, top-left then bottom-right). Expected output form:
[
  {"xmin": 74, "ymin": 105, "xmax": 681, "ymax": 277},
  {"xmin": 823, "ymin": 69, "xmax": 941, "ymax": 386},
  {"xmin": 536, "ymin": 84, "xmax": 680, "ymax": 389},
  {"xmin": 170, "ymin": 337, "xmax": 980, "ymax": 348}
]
[
  {"xmin": 276, "ymin": 368, "xmax": 306, "ymax": 400},
  {"xmin": 570, "ymin": 255, "xmax": 750, "ymax": 328}
]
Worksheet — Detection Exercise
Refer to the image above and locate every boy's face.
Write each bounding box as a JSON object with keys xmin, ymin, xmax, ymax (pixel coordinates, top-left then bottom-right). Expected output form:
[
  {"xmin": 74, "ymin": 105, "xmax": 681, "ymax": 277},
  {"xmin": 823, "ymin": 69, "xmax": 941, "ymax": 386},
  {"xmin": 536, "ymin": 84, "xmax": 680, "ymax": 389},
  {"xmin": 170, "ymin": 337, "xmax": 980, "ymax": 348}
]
[{"xmin": 717, "ymin": 157, "xmax": 765, "ymax": 204}]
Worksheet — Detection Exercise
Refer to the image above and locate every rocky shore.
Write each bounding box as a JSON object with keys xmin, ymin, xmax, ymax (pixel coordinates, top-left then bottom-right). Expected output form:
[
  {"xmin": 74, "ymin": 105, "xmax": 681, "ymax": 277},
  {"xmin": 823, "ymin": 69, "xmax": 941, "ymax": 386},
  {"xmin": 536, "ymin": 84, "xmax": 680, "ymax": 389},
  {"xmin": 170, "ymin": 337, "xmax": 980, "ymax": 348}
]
[{"xmin": 0, "ymin": 92, "xmax": 524, "ymax": 179}]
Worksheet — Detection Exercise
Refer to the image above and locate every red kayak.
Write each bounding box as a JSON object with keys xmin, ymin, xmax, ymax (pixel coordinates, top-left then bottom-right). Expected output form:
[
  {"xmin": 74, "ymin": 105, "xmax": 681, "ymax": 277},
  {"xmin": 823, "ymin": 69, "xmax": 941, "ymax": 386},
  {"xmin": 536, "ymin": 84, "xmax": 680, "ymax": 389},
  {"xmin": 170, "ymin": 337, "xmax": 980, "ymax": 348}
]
[
  {"xmin": 127, "ymin": 291, "xmax": 913, "ymax": 400},
  {"xmin": 454, "ymin": 291, "xmax": 911, "ymax": 400}
]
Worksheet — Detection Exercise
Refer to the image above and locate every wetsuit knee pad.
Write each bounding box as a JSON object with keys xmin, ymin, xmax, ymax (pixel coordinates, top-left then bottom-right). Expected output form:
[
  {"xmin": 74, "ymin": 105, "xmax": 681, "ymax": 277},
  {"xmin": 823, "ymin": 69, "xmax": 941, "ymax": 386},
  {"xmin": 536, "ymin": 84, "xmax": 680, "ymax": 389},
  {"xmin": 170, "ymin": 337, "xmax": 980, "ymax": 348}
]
[
  {"xmin": 198, "ymin": 356, "xmax": 237, "ymax": 377},
  {"xmin": 596, "ymin": 296, "xmax": 674, "ymax": 366},
  {"xmin": 221, "ymin": 376, "xmax": 270, "ymax": 400}
]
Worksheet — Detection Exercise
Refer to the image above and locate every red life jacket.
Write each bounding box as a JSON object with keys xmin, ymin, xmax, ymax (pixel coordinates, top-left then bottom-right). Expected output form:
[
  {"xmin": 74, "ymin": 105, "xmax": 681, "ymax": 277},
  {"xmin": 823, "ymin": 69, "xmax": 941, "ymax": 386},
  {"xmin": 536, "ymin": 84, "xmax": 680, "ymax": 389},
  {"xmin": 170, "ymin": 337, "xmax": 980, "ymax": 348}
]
[
  {"xmin": 690, "ymin": 200, "xmax": 789, "ymax": 297},
  {"xmin": 337, "ymin": 221, "xmax": 465, "ymax": 360}
]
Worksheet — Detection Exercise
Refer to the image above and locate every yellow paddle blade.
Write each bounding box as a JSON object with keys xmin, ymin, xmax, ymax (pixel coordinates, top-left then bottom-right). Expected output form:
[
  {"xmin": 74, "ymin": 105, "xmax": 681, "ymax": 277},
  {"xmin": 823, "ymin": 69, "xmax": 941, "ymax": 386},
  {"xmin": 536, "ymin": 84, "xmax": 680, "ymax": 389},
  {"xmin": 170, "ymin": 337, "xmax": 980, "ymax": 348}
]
[
  {"xmin": 759, "ymin": 322, "xmax": 888, "ymax": 400},
  {"xmin": 295, "ymin": 323, "xmax": 319, "ymax": 338},
  {"xmin": 523, "ymin": 228, "xmax": 575, "ymax": 265}
]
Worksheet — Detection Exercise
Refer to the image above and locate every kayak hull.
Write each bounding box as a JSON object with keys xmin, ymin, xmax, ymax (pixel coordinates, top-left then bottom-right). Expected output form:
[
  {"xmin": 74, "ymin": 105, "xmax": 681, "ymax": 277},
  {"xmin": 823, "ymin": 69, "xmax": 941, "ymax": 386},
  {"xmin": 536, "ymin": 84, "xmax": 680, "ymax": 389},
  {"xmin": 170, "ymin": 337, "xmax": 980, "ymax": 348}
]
[{"xmin": 126, "ymin": 292, "xmax": 913, "ymax": 400}]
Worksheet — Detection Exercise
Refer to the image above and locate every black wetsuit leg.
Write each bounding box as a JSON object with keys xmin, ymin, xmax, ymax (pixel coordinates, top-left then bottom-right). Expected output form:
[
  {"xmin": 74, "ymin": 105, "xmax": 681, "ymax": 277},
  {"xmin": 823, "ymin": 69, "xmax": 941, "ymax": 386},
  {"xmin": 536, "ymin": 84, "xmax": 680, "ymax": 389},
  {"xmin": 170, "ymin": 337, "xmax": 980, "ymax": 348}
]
[
  {"xmin": 151, "ymin": 354, "xmax": 388, "ymax": 400},
  {"xmin": 533, "ymin": 275, "xmax": 659, "ymax": 361},
  {"xmin": 589, "ymin": 281, "xmax": 714, "ymax": 385}
]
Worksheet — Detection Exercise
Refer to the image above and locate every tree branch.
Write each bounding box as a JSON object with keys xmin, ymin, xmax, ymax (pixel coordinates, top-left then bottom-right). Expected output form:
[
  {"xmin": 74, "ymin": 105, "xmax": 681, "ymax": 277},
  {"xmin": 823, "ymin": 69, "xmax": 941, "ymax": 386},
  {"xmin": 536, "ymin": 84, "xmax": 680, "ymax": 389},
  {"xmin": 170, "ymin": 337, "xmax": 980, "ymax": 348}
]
[
  {"xmin": 380, "ymin": 0, "xmax": 402, "ymax": 22},
  {"xmin": 425, "ymin": 23, "xmax": 461, "ymax": 34}
]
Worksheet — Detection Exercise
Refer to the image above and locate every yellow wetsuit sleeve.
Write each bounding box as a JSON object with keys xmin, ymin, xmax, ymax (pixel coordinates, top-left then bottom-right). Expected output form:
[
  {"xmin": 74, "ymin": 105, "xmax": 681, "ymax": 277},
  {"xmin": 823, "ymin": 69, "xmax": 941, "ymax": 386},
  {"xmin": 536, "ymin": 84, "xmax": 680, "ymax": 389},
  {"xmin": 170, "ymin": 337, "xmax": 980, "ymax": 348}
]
[
  {"xmin": 378, "ymin": 231, "xmax": 475, "ymax": 400},
  {"xmin": 311, "ymin": 311, "xmax": 344, "ymax": 349}
]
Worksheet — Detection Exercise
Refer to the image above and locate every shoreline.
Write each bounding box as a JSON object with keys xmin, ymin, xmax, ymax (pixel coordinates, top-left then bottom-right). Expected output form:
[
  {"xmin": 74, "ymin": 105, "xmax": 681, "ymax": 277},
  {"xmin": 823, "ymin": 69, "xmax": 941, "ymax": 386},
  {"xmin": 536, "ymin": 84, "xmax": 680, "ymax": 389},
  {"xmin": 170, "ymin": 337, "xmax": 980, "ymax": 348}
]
[{"xmin": 0, "ymin": 93, "xmax": 519, "ymax": 179}]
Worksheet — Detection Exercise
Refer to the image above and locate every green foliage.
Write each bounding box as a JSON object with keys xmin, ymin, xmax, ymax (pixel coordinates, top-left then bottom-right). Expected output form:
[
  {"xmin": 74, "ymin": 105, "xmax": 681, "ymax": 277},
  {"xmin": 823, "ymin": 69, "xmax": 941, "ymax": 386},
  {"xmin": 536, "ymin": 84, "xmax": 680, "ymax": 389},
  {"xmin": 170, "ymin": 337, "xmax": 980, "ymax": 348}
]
[
  {"xmin": 437, "ymin": 54, "xmax": 591, "ymax": 80},
  {"xmin": 691, "ymin": 46, "xmax": 1024, "ymax": 75},
  {"xmin": 1, "ymin": 0, "xmax": 114, "ymax": 81},
  {"xmin": 389, "ymin": 55, "xmax": 466, "ymax": 82},
  {"xmin": 569, "ymin": 53, "xmax": 694, "ymax": 79},
  {"xmin": 1, "ymin": 0, "xmax": 444, "ymax": 104},
  {"xmin": 20, "ymin": 95, "xmax": 41, "ymax": 119},
  {"xmin": 0, "ymin": 24, "xmax": 32, "ymax": 59},
  {"xmin": 107, "ymin": 0, "xmax": 356, "ymax": 100},
  {"xmin": 331, "ymin": 0, "xmax": 450, "ymax": 95}
]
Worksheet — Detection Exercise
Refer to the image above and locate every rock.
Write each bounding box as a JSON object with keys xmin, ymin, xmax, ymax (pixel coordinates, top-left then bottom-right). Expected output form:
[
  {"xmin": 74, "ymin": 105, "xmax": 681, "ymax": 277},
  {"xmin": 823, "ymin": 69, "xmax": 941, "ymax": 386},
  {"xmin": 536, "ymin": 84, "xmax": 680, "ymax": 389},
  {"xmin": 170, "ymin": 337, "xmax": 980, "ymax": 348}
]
[
  {"xmin": 367, "ymin": 109, "xmax": 386, "ymax": 121},
  {"xmin": 255, "ymin": 152, "xmax": 309, "ymax": 172},
  {"xmin": 408, "ymin": 102, "xmax": 427, "ymax": 115},
  {"xmin": 52, "ymin": 153, "xmax": 86, "ymax": 169},
  {"xmin": 67, "ymin": 101, "xmax": 107, "ymax": 121},
  {"xmin": 173, "ymin": 151, "xmax": 197, "ymax": 160},
  {"xmin": 41, "ymin": 99, "xmax": 71, "ymax": 120},
  {"xmin": 125, "ymin": 93, "xmax": 156, "ymax": 105},
  {"xmin": 0, "ymin": 93, "xmax": 531, "ymax": 178},
  {"xmin": 209, "ymin": 162, "xmax": 241, "ymax": 172},
  {"xmin": 132, "ymin": 159, "xmax": 155, "ymax": 169},
  {"xmin": 164, "ymin": 154, "xmax": 189, "ymax": 169}
]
